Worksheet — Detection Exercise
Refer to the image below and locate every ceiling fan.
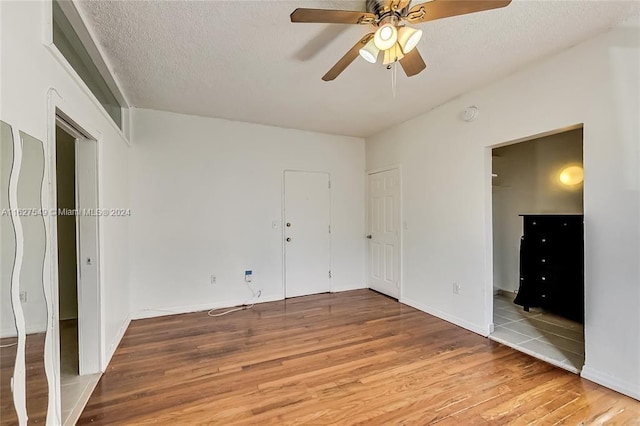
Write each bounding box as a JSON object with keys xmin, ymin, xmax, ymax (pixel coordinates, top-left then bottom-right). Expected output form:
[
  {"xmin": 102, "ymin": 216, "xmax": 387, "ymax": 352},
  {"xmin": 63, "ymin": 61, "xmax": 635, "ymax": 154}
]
[{"xmin": 290, "ymin": 0, "xmax": 512, "ymax": 81}]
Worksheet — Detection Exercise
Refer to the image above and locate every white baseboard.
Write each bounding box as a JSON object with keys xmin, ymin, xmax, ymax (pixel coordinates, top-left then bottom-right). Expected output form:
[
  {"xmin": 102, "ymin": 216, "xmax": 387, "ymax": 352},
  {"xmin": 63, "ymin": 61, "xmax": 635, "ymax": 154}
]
[
  {"xmin": 103, "ymin": 315, "xmax": 130, "ymax": 371},
  {"xmin": 132, "ymin": 288, "xmax": 367, "ymax": 321},
  {"xmin": 131, "ymin": 293, "xmax": 283, "ymax": 320},
  {"xmin": 0, "ymin": 327, "xmax": 17, "ymax": 339},
  {"xmin": 332, "ymin": 284, "xmax": 366, "ymax": 293},
  {"xmin": 581, "ymin": 365, "xmax": 640, "ymax": 400},
  {"xmin": 1, "ymin": 323, "xmax": 47, "ymax": 338},
  {"xmin": 400, "ymin": 297, "xmax": 491, "ymax": 337}
]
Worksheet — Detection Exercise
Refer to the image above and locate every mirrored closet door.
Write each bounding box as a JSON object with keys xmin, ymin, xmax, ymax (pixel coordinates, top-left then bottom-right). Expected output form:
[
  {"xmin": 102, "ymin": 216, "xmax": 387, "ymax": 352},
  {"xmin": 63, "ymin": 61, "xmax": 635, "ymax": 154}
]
[
  {"xmin": 0, "ymin": 122, "xmax": 50, "ymax": 425},
  {"xmin": 18, "ymin": 131, "xmax": 49, "ymax": 423},
  {"xmin": 1, "ymin": 121, "xmax": 19, "ymax": 425}
]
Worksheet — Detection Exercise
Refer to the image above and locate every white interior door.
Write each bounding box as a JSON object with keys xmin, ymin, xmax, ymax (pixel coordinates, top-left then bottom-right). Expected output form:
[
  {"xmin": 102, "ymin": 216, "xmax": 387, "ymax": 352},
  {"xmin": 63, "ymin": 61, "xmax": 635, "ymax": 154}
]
[
  {"xmin": 284, "ymin": 171, "xmax": 330, "ymax": 298},
  {"xmin": 75, "ymin": 139, "xmax": 100, "ymax": 375},
  {"xmin": 367, "ymin": 168, "xmax": 401, "ymax": 299}
]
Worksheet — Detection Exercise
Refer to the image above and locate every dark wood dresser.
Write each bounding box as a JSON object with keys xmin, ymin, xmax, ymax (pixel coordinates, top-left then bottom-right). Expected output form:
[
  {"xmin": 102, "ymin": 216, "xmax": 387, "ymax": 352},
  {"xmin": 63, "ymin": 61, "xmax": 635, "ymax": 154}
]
[{"xmin": 513, "ymin": 214, "xmax": 584, "ymax": 323}]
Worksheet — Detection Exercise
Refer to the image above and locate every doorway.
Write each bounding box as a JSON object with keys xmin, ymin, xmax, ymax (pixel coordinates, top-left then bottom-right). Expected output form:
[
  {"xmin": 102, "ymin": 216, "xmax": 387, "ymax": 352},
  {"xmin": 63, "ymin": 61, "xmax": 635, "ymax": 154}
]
[
  {"xmin": 490, "ymin": 127, "xmax": 585, "ymax": 373},
  {"xmin": 366, "ymin": 167, "xmax": 401, "ymax": 299},
  {"xmin": 55, "ymin": 124, "xmax": 80, "ymax": 401},
  {"xmin": 283, "ymin": 171, "xmax": 331, "ymax": 298},
  {"xmin": 54, "ymin": 116, "xmax": 101, "ymax": 424}
]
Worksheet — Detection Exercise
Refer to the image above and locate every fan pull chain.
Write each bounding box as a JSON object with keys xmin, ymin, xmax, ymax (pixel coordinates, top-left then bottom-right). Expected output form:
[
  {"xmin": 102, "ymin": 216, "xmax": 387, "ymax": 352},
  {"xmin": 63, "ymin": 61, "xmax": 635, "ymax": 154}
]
[{"xmin": 391, "ymin": 60, "xmax": 398, "ymax": 99}]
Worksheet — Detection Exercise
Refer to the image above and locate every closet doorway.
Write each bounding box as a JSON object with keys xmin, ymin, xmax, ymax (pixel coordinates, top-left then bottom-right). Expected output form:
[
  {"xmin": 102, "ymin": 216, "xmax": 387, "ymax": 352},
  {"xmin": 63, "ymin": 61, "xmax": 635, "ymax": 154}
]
[
  {"xmin": 54, "ymin": 114, "xmax": 101, "ymax": 424},
  {"xmin": 490, "ymin": 126, "xmax": 585, "ymax": 373}
]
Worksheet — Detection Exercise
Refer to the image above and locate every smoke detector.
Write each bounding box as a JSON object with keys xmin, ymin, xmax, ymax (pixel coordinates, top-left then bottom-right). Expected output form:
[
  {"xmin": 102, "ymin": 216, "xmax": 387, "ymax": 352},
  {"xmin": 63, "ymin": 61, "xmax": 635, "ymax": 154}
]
[{"xmin": 462, "ymin": 106, "xmax": 479, "ymax": 122}]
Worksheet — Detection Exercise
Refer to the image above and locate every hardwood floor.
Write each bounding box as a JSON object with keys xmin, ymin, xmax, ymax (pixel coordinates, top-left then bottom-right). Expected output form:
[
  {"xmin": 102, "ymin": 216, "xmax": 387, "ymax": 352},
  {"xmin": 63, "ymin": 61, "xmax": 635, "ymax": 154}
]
[
  {"xmin": 79, "ymin": 290, "xmax": 639, "ymax": 425},
  {"xmin": 1, "ymin": 333, "xmax": 48, "ymax": 425},
  {"xmin": 0, "ymin": 336, "xmax": 17, "ymax": 425}
]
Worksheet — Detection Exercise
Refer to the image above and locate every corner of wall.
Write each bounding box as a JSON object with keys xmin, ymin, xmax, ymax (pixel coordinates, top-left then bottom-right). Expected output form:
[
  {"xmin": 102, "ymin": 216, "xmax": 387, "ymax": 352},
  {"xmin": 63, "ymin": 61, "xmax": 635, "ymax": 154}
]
[{"xmin": 103, "ymin": 314, "xmax": 130, "ymax": 372}]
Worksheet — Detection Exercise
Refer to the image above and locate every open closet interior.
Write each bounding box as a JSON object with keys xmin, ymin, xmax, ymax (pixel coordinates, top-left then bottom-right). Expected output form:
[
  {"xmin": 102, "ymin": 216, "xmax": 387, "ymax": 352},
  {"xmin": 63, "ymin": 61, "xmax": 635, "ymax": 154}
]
[{"xmin": 490, "ymin": 127, "xmax": 585, "ymax": 373}]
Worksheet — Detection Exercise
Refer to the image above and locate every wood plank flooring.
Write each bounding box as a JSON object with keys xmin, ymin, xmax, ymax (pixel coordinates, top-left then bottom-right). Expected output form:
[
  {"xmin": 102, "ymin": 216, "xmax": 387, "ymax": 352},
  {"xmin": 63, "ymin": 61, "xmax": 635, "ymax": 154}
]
[
  {"xmin": 1, "ymin": 333, "xmax": 48, "ymax": 425},
  {"xmin": 79, "ymin": 290, "xmax": 640, "ymax": 425},
  {"xmin": 0, "ymin": 336, "xmax": 17, "ymax": 425}
]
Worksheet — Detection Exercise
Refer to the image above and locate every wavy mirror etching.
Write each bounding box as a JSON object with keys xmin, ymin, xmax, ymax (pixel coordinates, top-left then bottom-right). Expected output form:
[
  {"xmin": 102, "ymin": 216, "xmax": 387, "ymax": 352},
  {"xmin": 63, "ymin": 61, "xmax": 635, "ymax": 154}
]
[
  {"xmin": 18, "ymin": 131, "xmax": 48, "ymax": 423},
  {"xmin": 0, "ymin": 121, "xmax": 18, "ymax": 424}
]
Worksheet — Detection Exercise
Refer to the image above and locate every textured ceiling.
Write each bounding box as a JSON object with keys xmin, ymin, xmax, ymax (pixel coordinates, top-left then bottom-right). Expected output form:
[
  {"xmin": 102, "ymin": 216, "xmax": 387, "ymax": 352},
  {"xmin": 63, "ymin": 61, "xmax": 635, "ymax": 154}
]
[{"xmin": 77, "ymin": 0, "xmax": 640, "ymax": 138}]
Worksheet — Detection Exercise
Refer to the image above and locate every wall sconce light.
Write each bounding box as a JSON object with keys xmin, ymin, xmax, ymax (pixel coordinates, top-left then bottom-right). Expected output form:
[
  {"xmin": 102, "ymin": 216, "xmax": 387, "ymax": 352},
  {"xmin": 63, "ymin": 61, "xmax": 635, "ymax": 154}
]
[{"xmin": 559, "ymin": 166, "xmax": 584, "ymax": 186}]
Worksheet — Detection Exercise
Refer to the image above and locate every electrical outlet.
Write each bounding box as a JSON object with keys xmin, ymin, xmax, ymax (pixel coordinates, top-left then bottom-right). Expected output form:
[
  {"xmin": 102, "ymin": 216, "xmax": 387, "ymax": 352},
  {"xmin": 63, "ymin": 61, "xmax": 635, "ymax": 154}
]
[
  {"xmin": 19, "ymin": 291, "xmax": 27, "ymax": 303},
  {"xmin": 210, "ymin": 275, "xmax": 216, "ymax": 284},
  {"xmin": 452, "ymin": 283, "xmax": 460, "ymax": 295}
]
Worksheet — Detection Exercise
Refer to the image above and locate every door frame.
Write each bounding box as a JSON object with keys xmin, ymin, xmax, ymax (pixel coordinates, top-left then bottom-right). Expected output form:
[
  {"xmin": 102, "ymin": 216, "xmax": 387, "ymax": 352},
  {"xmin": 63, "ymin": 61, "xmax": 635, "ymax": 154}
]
[
  {"xmin": 281, "ymin": 169, "xmax": 332, "ymax": 298},
  {"xmin": 54, "ymin": 114, "xmax": 102, "ymax": 375},
  {"xmin": 45, "ymin": 90, "xmax": 104, "ymax": 423},
  {"xmin": 486, "ymin": 123, "xmax": 585, "ymax": 335},
  {"xmin": 366, "ymin": 164, "xmax": 403, "ymax": 300}
]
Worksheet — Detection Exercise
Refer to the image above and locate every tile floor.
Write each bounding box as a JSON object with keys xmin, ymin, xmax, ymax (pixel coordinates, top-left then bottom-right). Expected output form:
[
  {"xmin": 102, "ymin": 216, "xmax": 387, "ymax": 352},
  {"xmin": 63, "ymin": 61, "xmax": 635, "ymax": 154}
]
[
  {"xmin": 490, "ymin": 292, "xmax": 584, "ymax": 373},
  {"xmin": 60, "ymin": 319, "xmax": 101, "ymax": 426}
]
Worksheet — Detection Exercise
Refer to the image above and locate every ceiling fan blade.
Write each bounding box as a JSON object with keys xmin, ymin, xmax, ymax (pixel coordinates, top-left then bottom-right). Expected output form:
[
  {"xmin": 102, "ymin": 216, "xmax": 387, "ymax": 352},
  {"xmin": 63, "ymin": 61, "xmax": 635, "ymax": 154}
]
[
  {"xmin": 290, "ymin": 8, "xmax": 376, "ymax": 25},
  {"xmin": 322, "ymin": 33, "xmax": 374, "ymax": 81},
  {"xmin": 405, "ymin": 0, "xmax": 511, "ymax": 24},
  {"xmin": 399, "ymin": 48, "xmax": 426, "ymax": 77}
]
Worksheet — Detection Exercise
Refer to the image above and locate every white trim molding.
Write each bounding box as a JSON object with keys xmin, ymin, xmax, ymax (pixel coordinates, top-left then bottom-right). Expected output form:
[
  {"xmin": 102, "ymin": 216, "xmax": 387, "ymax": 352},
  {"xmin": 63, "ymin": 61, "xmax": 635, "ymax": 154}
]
[
  {"xmin": 131, "ymin": 293, "xmax": 283, "ymax": 321},
  {"xmin": 401, "ymin": 296, "xmax": 492, "ymax": 337},
  {"xmin": 104, "ymin": 315, "xmax": 131, "ymax": 371},
  {"xmin": 42, "ymin": 1, "xmax": 132, "ymax": 145},
  {"xmin": 581, "ymin": 365, "xmax": 640, "ymax": 401}
]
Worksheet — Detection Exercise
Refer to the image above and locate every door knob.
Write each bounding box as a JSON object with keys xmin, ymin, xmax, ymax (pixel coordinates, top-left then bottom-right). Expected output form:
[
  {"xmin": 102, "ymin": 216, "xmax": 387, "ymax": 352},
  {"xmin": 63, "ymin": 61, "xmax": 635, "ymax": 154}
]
[
  {"xmin": 366, "ymin": 235, "xmax": 372, "ymax": 239},
  {"xmin": 286, "ymin": 237, "xmax": 291, "ymax": 242}
]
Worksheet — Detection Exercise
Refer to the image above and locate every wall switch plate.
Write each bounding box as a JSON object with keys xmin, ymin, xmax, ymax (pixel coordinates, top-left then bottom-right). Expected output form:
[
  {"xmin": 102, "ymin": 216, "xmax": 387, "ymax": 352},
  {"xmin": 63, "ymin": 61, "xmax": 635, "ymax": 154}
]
[
  {"xmin": 210, "ymin": 275, "xmax": 216, "ymax": 284},
  {"xmin": 452, "ymin": 283, "xmax": 460, "ymax": 295},
  {"xmin": 19, "ymin": 291, "xmax": 27, "ymax": 303},
  {"xmin": 245, "ymin": 270, "xmax": 252, "ymax": 282}
]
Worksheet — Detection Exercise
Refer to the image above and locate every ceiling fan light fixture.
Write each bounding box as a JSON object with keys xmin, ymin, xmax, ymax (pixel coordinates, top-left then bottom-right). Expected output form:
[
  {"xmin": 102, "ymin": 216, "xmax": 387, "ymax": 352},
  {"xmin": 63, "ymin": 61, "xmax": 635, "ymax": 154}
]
[
  {"xmin": 383, "ymin": 43, "xmax": 404, "ymax": 65},
  {"xmin": 398, "ymin": 26, "xmax": 423, "ymax": 54},
  {"xmin": 374, "ymin": 23, "xmax": 398, "ymax": 50},
  {"xmin": 359, "ymin": 39, "xmax": 380, "ymax": 64}
]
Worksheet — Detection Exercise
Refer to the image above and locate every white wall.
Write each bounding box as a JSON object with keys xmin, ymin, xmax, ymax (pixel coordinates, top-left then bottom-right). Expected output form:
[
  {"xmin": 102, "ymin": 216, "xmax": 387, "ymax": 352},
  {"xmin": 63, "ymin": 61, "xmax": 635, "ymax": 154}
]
[
  {"xmin": 130, "ymin": 108, "xmax": 365, "ymax": 316},
  {"xmin": 0, "ymin": 0, "xmax": 130, "ymax": 369},
  {"xmin": 366, "ymin": 20, "xmax": 640, "ymax": 399},
  {"xmin": 493, "ymin": 129, "xmax": 584, "ymax": 293}
]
